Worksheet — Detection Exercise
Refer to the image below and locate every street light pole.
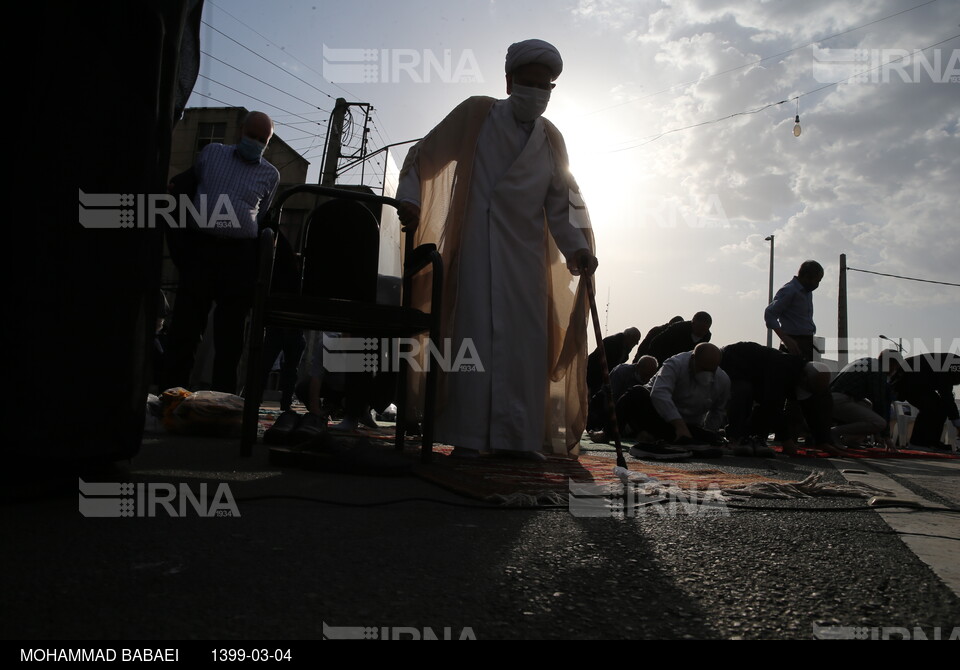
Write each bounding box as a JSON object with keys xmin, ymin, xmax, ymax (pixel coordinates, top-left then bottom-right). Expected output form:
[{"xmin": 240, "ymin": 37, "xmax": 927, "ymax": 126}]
[
  {"xmin": 879, "ymin": 334, "xmax": 905, "ymax": 353},
  {"xmin": 765, "ymin": 235, "xmax": 774, "ymax": 348}
]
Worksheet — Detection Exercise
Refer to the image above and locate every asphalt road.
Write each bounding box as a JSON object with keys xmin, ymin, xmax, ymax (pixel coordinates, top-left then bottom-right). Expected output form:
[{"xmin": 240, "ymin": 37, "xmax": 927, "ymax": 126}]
[{"xmin": 2, "ymin": 433, "xmax": 958, "ymax": 641}]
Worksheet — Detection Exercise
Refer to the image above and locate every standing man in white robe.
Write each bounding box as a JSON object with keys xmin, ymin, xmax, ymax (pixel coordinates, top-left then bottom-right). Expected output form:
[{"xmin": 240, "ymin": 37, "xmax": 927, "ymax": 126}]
[{"xmin": 397, "ymin": 39, "xmax": 598, "ymax": 459}]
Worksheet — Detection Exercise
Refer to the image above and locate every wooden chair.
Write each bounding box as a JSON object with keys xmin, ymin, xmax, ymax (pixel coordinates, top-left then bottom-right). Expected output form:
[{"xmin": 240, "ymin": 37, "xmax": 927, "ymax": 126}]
[{"xmin": 240, "ymin": 185, "xmax": 442, "ymax": 461}]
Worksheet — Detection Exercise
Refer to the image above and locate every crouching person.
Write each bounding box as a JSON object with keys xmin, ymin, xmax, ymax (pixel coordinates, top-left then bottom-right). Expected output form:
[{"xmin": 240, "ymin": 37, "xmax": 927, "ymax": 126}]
[{"xmin": 617, "ymin": 343, "xmax": 730, "ymax": 461}]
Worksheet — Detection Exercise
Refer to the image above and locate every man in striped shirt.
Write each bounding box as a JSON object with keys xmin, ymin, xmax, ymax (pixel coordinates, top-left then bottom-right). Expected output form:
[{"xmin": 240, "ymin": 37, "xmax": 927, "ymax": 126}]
[
  {"xmin": 163, "ymin": 111, "xmax": 280, "ymax": 393},
  {"xmin": 765, "ymin": 260, "xmax": 824, "ymax": 362}
]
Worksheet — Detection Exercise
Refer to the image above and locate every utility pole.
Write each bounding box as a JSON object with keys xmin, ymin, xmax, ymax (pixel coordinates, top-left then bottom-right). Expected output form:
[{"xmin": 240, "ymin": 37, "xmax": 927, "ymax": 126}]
[
  {"xmin": 320, "ymin": 98, "xmax": 349, "ymax": 185},
  {"xmin": 838, "ymin": 253, "xmax": 848, "ymax": 368},
  {"xmin": 765, "ymin": 235, "xmax": 774, "ymax": 348},
  {"xmin": 320, "ymin": 99, "xmax": 375, "ymax": 188},
  {"xmin": 359, "ymin": 110, "xmax": 371, "ymax": 186}
]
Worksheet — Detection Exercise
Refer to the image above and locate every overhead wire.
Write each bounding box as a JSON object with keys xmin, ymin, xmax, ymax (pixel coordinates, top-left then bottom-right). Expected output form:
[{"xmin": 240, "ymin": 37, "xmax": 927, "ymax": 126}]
[
  {"xmin": 205, "ymin": 0, "xmax": 362, "ymax": 101},
  {"xmin": 195, "ymin": 74, "xmax": 323, "ymax": 139},
  {"xmin": 369, "ymin": 121, "xmax": 389, "ymax": 156},
  {"xmin": 372, "ymin": 109, "xmax": 395, "ymax": 147},
  {"xmin": 582, "ymin": 0, "xmax": 943, "ymax": 117},
  {"xmin": 847, "ymin": 267, "xmax": 960, "ymax": 287},
  {"xmin": 195, "ymin": 56, "xmax": 329, "ymax": 146},
  {"xmin": 199, "ymin": 7, "xmax": 414, "ymax": 180},
  {"xmin": 200, "ymin": 49, "xmax": 331, "ymax": 114},
  {"xmin": 607, "ymin": 33, "xmax": 960, "ymax": 153},
  {"xmin": 201, "ymin": 19, "xmax": 339, "ymax": 101},
  {"xmin": 189, "ymin": 89, "xmax": 239, "ymax": 108},
  {"xmin": 281, "ymin": 119, "xmax": 331, "ymax": 127},
  {"xmin": 188, "ymin": 90, "xmax": 321, "ymax": 173},
  {"xmin": 189, "ymin": 88, "xmax": 314, "ymax": 142},
  {"xmin": 197, "ymin": 1, "xmax": 947, "ymax": 176}
]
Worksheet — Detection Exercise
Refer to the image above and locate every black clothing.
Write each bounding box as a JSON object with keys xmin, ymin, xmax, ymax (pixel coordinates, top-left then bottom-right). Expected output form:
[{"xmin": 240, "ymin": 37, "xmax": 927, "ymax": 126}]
[
  {"xmin": 633, "ymin": 321, "xmax": 670, "ymax": 363},
  {"xmin": 720, "ymin": 342, "xmax": 807, "ymax": 441},
  {"xmin": 893, "ymin": 353, "xmax": 960, "ymax": 446},
  {"xmin": 16, "ymin": 1, "xmax": 204, "ymax": 469},
  {"xmin": 648, "ymin": 321, "xmax": 711, "ymax": 366},
  {"xmin": 587, "ymin": 332, "xmax": 636, "ymax": 396},
  {"xmin": 779, "ymin": 334, "xmax": 816, "ymax": 362},
  {"xmin": 162, "ymin": 234, "xmax": 258, "ymax": 392}
]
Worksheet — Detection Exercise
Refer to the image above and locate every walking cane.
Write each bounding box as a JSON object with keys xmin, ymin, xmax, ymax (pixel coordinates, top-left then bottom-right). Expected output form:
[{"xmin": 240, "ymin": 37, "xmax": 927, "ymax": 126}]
[{"xmin": 584, "ymin": 274, "xmax": 627, "ymax": 469}]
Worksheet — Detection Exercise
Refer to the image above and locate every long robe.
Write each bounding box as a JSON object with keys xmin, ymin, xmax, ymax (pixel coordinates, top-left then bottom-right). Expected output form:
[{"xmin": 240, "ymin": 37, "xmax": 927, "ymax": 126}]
[{"xmin": 398, "ymin": 96, "xmax": 594, "ymax": 455}]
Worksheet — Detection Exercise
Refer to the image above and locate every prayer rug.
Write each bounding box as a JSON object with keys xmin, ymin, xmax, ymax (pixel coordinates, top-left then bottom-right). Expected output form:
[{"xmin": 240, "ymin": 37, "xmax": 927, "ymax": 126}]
[
  {"xmin": 583, "ymin": 438, "xmax": 958, "ymax": 460},
  {"xmin": 255, "ymin": 414, "xmax": 955, "ymax": 504},
  {"xmin": 767, "ymin": 444, "xmax": 958, "ymax": 459},
  {"xmin": 412, "ymin": 447, "xmax": 787, "ymax": 505}
]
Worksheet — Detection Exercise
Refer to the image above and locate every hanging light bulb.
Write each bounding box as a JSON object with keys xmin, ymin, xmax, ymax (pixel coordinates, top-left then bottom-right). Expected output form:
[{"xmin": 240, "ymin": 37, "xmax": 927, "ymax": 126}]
[{"xmin": 793, "ymin": 99, "xmax": 801, "ymax": 137}]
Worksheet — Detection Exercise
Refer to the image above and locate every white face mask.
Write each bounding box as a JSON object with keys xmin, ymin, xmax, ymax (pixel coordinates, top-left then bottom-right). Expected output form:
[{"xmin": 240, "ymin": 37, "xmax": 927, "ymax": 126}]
[
  {"xmin": 509, "ymin": 83, "xmax": 551, "ymax": 122},
  {"xmin": 695, "ymin": 371, "xmax": 715, "ymax": 385}
]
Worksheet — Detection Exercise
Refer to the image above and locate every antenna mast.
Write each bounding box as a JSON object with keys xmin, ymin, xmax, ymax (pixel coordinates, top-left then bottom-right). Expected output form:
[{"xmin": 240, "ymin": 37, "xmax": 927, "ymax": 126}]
[{"xmin": 604, "ymin": 288, "xmax": 610, "ymax": 337}]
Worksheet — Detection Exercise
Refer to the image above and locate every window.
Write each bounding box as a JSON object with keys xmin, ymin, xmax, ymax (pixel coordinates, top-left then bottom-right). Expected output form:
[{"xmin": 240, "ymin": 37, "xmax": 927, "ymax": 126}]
[{"xmin": 195, "ymin": 122, "xmax": 227, "ymax": 152}]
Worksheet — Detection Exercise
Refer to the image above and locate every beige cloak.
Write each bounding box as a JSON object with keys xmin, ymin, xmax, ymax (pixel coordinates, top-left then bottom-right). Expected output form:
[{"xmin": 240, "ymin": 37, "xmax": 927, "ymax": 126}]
[{"xmin": 399, "ymin": 96, "xmax": 595, "ymax": 456}]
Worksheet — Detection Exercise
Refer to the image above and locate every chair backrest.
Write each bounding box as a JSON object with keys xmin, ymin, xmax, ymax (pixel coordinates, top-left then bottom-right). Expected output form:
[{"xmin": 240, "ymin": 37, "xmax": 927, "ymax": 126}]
[
  {"xmin": 269, "ymin": 229, "xmax": 301, "ymax": 294},
  {"xmin": 301, "ymin": 198, "xmax": 380, "ymax": 302}
]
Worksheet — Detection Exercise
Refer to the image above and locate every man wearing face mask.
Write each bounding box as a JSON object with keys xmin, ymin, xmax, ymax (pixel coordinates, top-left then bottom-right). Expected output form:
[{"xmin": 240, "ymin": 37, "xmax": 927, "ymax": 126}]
[
  {"xmin": 765, "ymin": 260, "xmax": 824, "ymax": 361},
  {"xmin": 163, "ymin": 110, "xmax": 280, "ymax": 393},
  {"xmin": 396, "ymin": 40, "xmax": 598, "ymax": 460},
  {"xmin": 616, "ymin": 343, "xmax": 731, "ymax": 460}
]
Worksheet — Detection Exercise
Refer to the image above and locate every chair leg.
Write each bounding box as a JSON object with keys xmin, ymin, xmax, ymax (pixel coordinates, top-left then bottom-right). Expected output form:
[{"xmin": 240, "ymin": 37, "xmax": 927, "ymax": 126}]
[
  {"xmin": 422, "ymin": 252, "xmax": 443, "ymax": 463},
  {"xmin": 394, "ymin": 338, "xmax": 408, "ymax": 452},
  {"xmin": 241, "ymin": 232, "xmax": 274, "ymax": 457},
  {"xmin": 421, "ymin": 326, "xmax": 441, "ymax": 464},
  {"xmin": 421, "ymin": 365, "xmax": 436, "ymax": 464},
  {"xmin": 240, "ymin": 324, "xmax": 266, "ymax": 457}
]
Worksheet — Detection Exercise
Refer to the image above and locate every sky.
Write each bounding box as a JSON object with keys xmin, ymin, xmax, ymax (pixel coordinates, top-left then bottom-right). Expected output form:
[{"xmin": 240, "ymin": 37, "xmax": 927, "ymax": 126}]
[{"xmin": 188, "ymin": 0, "xmax": 960, "ymax": 362}]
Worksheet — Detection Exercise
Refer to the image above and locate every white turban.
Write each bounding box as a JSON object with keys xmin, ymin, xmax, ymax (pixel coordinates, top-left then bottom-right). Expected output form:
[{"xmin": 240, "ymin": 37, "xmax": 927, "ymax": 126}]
[{"xmin": 505, "ymin": 39, "xmax": 563, "ymax": 79}]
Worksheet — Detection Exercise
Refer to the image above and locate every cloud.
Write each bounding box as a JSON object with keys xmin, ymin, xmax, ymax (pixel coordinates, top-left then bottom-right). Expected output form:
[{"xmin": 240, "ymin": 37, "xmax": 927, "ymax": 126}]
[
  {"xmin": 563, "ymin": 0, "xmax": 959, "ymax": 347},
  {"xmin": 222, "ymin": 0, "xmax": 957, "ymax": 351},
  {"xmin": 682, "ymin": 283, "xmax": 723, "ymax": 295}
]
